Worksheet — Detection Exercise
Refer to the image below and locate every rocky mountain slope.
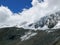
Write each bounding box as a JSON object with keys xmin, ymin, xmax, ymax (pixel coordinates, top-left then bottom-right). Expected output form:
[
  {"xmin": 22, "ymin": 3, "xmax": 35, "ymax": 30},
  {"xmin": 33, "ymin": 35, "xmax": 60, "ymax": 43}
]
[{"xmin": 0, "ymin": 27, "xmax": 60, "ymax": 45}]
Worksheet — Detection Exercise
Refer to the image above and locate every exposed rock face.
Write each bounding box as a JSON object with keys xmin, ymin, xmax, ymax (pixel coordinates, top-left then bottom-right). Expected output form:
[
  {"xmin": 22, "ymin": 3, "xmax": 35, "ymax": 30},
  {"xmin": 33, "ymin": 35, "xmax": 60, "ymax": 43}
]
[
  {"xmin": 46, "ymin": 14, "xmax": 58, "ymax": 28},
  {"xmin": 0, "ymin": 27, "xmax": 29, "ymax": 40},
  {"xmin": 34, "ymin": 16, "xmax": 48, "ymax": 28}
]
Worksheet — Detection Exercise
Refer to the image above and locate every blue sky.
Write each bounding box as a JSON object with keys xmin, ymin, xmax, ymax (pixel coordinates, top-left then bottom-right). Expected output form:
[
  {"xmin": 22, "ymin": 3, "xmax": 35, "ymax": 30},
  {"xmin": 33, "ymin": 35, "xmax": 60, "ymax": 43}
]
[{"xmin": 0, "ymin": 0, "xmax": 32, "ymax": 13}]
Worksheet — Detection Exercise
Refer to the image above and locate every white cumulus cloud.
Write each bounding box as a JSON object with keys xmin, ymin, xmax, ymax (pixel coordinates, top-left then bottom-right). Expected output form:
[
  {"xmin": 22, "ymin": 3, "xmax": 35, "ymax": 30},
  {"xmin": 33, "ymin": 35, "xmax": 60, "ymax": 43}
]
[{"xmin": 0, "ymin": 0, "xmax": 60, "ymax": 29}]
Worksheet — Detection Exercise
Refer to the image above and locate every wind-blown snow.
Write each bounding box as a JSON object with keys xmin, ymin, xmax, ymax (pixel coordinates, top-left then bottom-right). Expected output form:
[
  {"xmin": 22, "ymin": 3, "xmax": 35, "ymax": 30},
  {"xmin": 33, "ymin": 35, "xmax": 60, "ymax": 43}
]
[{"xmin": 0, "ymin": 0, "xmax": 60, "ymax": 29}]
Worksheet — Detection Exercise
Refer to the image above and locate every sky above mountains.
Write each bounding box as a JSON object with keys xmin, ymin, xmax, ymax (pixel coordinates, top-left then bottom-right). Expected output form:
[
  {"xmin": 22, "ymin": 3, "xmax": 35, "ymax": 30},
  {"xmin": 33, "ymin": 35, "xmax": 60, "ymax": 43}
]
[{"xmin": 0, "ymin": 0, "xmax": 32, "ymax": 13}]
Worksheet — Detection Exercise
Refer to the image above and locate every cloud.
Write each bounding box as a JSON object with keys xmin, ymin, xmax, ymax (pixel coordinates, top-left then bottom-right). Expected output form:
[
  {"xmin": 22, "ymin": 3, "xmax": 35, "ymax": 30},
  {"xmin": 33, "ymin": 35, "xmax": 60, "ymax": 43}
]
[
  {"xmin": 0, "ymin": 6, "xmax": 12, "ymax": 22},
  {"xmin": 0, "ymin": 0, "xmax": 60, "ymax": 29},
  {"xmin": 0, "ymin": 6, "xmax": 20, "ymax": 25}
]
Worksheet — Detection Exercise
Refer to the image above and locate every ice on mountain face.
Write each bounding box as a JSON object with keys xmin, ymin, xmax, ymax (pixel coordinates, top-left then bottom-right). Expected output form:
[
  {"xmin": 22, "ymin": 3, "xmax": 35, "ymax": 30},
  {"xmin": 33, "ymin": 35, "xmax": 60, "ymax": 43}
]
[
  {"xmin": 53, "ymin": 21, "xmax": 60, "ymax": 29},
  {"xmin": 28, "ymin": 11, "xmax": 60, "ymax": 29},
  {"xmin": 46, "ymin": 14, "xmax": 58, "ymax": 28},
  {"xmin": 34, "ymin": 16, "xmax": 48, "ymax": 28}
]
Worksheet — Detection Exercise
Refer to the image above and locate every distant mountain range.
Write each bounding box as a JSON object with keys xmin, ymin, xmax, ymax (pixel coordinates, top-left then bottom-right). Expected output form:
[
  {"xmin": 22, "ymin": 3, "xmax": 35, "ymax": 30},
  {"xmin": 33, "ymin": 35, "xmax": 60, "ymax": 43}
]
[{"xmin": 28, "ymin": 11, "xmax": 60, "ymax": 29}]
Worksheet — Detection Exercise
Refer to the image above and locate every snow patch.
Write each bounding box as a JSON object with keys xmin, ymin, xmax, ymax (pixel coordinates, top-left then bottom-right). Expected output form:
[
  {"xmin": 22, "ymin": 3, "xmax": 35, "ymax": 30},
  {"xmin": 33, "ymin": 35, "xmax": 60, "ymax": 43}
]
[{"xmin": 20, "ymin": 31, "xmax": 37, "ymax": 41}]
